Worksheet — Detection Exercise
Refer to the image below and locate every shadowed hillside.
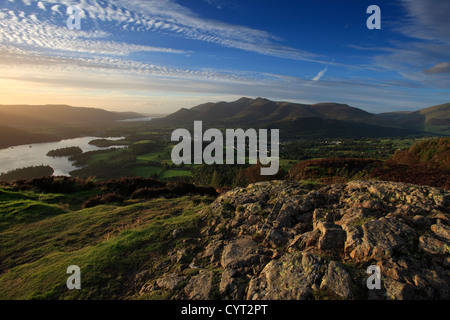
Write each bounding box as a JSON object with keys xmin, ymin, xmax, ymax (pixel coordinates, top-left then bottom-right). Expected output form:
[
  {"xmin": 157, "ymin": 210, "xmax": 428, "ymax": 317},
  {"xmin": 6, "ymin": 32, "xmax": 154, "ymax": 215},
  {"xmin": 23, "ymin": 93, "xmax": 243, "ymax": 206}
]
[
  {"xmin": 0, "ymin": 126, "xmax": 56, "ymax": 149},
  {"xmin": 0, "ymin": 105, "xmax": 145, "ymax": 149},
  {"xmin": 378, "ymin": 103, "xmax": 450, "ymax": 134},
  {"xmin": 161, "ymin": 97, "xmax": 395, "ymax": 127},
  {"xmin": 0, "ymin": 105, "xmax": 144, "ymax": 128},
  {"xmin": 158, "ymin": 97, "xmax": 435, "ymax": 137}
]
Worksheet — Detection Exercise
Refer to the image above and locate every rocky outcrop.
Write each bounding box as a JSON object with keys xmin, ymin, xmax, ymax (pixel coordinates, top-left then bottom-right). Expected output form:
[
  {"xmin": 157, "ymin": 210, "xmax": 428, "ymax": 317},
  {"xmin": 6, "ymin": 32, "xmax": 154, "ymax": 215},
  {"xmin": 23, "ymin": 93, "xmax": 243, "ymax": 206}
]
[{"xmin": 139, "ymin": 180, "xmax": 450, "ymax": 300}]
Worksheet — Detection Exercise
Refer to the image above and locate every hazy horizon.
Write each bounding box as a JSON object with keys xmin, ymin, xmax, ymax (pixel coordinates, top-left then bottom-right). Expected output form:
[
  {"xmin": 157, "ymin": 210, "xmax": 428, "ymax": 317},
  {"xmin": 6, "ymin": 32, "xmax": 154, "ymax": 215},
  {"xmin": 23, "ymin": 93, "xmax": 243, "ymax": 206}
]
[
  {"xmin": 1, "ymin": 0, "xmax": 449, "ymax": 114},
  {"xmin": 0, "ymin": 97, "xmax": 449, "ymax": 117}
]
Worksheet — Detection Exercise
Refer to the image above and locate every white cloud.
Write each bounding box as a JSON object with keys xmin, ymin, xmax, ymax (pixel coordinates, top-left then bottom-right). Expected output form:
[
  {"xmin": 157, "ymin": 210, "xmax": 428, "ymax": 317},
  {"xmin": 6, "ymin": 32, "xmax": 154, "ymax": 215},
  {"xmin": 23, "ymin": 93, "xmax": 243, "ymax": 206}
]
[
  {"xmin": 0, "ymin": 10, "xmax": 188, "ymax": 56},
  {"xmin": 50, "ymin": 5, "xmax": 60, "ymax": 14},
  {"xmin": 312, "ymin": 67, "xmax": 328, "ymax": 81},
  {"xmin": 1, "ymin": 41, "xmax": 444, "ymax": 115},
  {"xmin": 37, "ymin": 2, "xmax": 46, "ymax": 11}
]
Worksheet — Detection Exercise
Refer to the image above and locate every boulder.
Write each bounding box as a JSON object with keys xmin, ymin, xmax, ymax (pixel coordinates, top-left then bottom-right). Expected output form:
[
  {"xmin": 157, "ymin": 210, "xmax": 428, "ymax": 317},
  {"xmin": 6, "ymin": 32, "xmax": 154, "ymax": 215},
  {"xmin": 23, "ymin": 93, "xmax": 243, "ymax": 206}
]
[
  {"xmin": 247, "ymin": 252, "xmax": 326, "ymax": 300},
  {"xmin": 319, "ymin": 261, "xmax": 353, "ymax": 299},
  {"xmin": 184, "ymin": 270, "xmax": 214, "ymax": 300},
  {"xmin": 156, "ymin": 273, "xmax": 186, "ymax": 291},
  {"xmin": 315, "ymin": 221, "xmax": 346, "ymax": 255},
  {"xmin": 220, "ymin": 269, "xmax": 246, "ymax": 300},
  {"xmin": 349, "ymin": 218, "xmax": 417, "ymax": 261},
  {"xmin": 264, "ymin": 228, "xmax": 294, "ymax": 248},
  {"xmin": 273, "ymin": 204, "xmax": 298, "ymax": 229},
  {"xmin": 221, "ymin": 237, "xmax": 271, "ymax": 274}
]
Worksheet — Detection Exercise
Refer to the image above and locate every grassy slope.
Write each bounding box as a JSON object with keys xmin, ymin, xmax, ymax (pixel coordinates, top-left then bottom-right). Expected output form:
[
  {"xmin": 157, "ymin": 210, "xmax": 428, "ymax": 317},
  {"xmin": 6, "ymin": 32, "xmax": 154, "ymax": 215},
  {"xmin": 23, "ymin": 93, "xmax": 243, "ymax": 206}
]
[{"xmin": 0, "ymin": 186, "xmax": 211, "ymax": 300}]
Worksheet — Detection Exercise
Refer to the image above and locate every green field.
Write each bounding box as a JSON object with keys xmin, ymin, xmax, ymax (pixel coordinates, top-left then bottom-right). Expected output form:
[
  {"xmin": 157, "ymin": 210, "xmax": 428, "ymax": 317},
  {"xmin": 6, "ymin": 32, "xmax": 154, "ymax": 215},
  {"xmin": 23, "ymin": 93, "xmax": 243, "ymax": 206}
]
[
  {"xmin": 159, "ymin": 169, "xmax": 193, "ymax": 180},
  {"xmin": 55, "ymin": 129, "xmax": 439, "ymax": 185},
  {"xmin": 131, "ymin": 166, "xmax": 164, "ymax": 178},
  {"xmin": 136, "ymin": 145, "xmax": 173, "ymax": 165},
  {"xmin": 132, "ymin": 139, "xmax": 156, "ymax": 145},
  {"xmin": 87, "ymin": 149, "xmax": 127, "ymax": 165}
]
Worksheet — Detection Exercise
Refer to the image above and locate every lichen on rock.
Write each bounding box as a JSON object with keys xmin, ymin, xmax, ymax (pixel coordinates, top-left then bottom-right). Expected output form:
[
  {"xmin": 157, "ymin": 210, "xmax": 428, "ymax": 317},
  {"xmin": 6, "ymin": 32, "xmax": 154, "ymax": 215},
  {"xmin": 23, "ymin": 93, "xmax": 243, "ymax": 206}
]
[{"xmin": 141, "ymin": 179, "xmax": 450, "ymax": 300}]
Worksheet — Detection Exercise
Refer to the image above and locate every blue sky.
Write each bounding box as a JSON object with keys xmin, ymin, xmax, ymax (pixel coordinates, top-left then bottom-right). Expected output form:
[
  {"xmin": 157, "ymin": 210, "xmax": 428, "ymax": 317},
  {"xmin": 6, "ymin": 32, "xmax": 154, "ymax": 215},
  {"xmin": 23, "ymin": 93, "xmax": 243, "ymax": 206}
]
[{"xmin": 0, "ymin": 0, "xmax": 449, "ymax": 114}]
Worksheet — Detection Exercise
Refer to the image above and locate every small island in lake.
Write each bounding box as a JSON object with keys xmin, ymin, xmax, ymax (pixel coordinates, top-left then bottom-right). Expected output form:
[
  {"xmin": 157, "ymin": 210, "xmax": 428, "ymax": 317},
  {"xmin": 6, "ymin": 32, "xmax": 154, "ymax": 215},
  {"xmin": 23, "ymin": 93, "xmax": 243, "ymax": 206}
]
[
  {"xmin": 88, "ymin": 138, "xmax": 127, "ymax": 148},
  {"xmin": 46, "ymin": 146, "xmax": 83, "ymax": 157}
]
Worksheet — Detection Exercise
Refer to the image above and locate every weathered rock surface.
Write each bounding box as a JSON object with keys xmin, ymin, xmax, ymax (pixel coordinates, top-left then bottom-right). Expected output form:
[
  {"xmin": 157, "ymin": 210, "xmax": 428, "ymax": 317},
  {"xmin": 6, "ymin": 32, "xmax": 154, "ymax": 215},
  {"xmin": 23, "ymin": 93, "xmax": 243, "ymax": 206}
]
[
  {"xmin": 156, "ymin": 273, "xmax": 187, "ymax": 291},
  {"xmin": 220, "ymin": 237, "xmax": 271, "ymax": 274},
  {"xmin": 246, "ymin": 252, "xmax": 326, "ymax": 300},
  {"xmin": 183, "ymin": 270, "xmax": 215, "ymax": 300},
  {"xmin": 140, "ymin": 180, "xmax": 450, "ymax": 300}
]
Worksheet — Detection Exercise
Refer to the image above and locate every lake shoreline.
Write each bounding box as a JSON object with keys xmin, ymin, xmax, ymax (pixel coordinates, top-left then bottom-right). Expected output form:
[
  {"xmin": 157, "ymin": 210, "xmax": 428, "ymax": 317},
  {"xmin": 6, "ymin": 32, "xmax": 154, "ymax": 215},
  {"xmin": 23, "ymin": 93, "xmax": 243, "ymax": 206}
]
[
  {"xmin": 0, "ymin": 134, "xmax": 126, "ymax": 151},
  {"xmin": 0, "ymin": 136, "xmax": 126, "ymax": 177}
]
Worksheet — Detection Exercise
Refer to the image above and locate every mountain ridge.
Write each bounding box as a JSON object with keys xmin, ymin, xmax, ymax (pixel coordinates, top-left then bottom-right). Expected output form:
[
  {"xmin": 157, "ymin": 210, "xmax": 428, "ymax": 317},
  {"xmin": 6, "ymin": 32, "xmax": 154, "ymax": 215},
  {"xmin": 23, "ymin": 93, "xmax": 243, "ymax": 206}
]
[{"xmin": 159, "ymin": 97, "xmax": 450, "ymax": 137}]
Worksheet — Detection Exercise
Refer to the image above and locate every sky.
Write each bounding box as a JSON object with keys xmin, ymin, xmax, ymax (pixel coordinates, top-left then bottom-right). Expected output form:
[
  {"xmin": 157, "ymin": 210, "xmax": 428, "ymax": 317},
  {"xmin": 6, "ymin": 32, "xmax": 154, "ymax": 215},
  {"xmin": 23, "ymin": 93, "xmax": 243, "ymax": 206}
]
[{"xmin": 0, "ymin": 0, "xmax": 449, "ymax": 114}]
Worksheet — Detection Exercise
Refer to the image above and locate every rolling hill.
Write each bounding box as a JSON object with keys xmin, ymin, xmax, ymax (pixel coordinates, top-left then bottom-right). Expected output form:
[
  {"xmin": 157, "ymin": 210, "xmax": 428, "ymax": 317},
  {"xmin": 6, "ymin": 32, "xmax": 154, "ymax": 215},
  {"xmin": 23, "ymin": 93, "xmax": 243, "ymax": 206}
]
[
  {"xmin": 0, "ymin": 105, "xmax": 144, "ymax": 129},
  {"xmin": 0, "ymin": 105, "xmax": 144, "ymax": 149},
  {"xmin": 378, "ymin": 103, "xmax": 450, "ymax": 134},
  {"xmin": 159, "ymin": 97, "xmax": 441, "ymax": 137},
  {"xmin": 0, "ymin": 126, "xmax": 56, "ymax": 149},
  {"xmin": 162, "ymin": 97, "xmax": 393, "ymax": 126}
]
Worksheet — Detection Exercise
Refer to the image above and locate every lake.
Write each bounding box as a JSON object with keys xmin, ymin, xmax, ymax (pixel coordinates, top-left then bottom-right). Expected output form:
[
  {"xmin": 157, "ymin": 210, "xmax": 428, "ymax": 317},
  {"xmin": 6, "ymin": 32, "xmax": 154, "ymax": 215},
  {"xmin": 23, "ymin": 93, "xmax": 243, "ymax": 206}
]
[
  {"xmin": 0, "ymin": 136, "xmax": 125, "ymax": 176},
  {"xmin": 118, "ymin": 117, "xmax": 156, "ymax": 122}
]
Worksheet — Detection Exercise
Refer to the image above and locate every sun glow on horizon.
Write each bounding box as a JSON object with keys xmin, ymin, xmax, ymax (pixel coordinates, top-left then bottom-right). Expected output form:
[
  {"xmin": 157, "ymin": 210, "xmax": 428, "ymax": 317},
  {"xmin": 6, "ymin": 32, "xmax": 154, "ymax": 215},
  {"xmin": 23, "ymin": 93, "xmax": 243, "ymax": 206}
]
[{"xmin": 0, "ymin": 0, "xmax": 448, "ymax": 114}]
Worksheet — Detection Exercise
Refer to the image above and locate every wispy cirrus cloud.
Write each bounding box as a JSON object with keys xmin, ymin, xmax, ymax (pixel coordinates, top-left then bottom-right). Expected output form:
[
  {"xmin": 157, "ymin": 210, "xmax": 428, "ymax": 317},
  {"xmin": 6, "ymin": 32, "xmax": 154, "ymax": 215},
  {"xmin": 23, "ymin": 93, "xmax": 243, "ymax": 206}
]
[
  {"xmin": 349, "ymin": 0, "xmax": 450, "ymax": 89},
  {"xmin": 0, "ymin": 41, "xmax": 289, "ymax": 87},
  {"xmin": 4, "ymin": 0, "xmax": 324, "ymax": 63},
  {"xmin": 0, "ymin": 0, "xmax": 333, "ymax": 99},
  {"xmin": 398, "ymin": 0, "xmax": 450, "ymax": 43},
  {"xmin": 0, "ymin": 6, "xmax": 187, "ymax": 56}
]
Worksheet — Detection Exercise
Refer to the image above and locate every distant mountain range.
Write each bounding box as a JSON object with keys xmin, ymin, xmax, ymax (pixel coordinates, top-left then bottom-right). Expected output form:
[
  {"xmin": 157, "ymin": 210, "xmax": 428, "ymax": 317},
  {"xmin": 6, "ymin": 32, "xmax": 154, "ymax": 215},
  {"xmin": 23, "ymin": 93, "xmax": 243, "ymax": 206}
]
[
  {"xmin": 1, "ymin": 99, "xmax": 448, "ymax": 149},
  {"xmin": 0, "ymin": 104, "xmax": 143, "ymax": 128},
  {"xmin": 0, "ymin": 104, "xmax": 144, "ymax": 149},
  {"xmin": 159, "ymin": 97, "xmax": 450, "ymax": 137}
]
